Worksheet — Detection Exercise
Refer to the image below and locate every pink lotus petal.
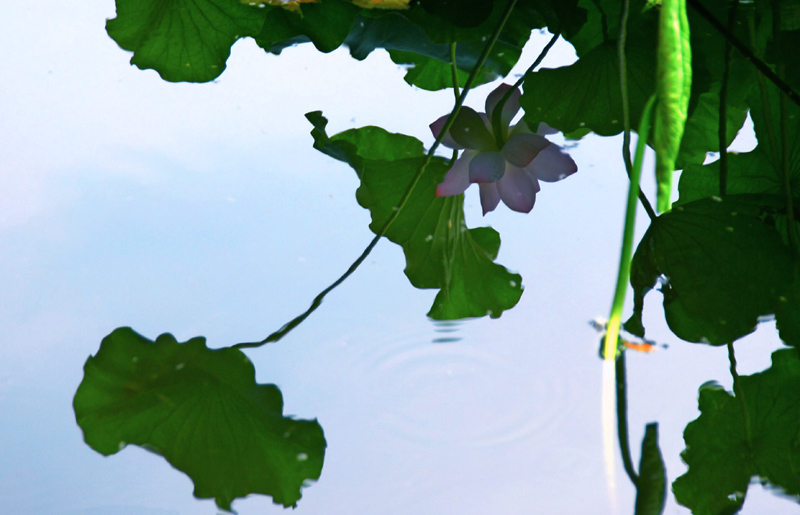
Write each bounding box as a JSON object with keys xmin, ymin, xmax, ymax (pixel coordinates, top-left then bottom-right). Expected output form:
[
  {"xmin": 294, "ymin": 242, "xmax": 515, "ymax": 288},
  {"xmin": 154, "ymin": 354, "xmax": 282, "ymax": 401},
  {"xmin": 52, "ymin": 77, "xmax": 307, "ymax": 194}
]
[
  {"xmin": 485, "ymin": 84, "xmax": 520, "ymax": 128},
  {"xmin": 509, "ymin": 120, "xmax": 532, "ymax": 136},
  {"xmin": 429, "ymin": 115, "xmax": 464, "ymax": 150},
  {"xmin": 436, "ymin": 150, "xmax": 474, "ymax": 197},
  {"xmin": 502, "ymin": 133, "xmax": 550, "ymax": 168},
  {"xmin": 449, "ymin": 107, "xmax": 495, "ymax": 150},
  {"xmin": 497, "ymin": 166, "xmax": 540, "ymax": 213},
  {"xmin": 479, "ymin": 183, "xmax": 501, "ymax": 215},
  {"xmin": 536, "ymin": 122, "xmax": 558, "ymax": 135},
  {"xmin": 525, "ymin": 144, "xmax": 578, "ymax": 183},
  {"xmin": 469, "ymin": 151, "xmax": 506, "ymax": 183}
]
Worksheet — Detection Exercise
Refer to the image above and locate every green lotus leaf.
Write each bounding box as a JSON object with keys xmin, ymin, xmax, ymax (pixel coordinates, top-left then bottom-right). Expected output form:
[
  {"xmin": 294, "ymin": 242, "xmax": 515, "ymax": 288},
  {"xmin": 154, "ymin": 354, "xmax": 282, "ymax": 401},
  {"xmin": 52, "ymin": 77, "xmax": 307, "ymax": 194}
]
[
  {"xmin": 106, "ymin": 0, "xmax": 268, "ymax": 82},
  {"xmin": 74, "ymin": 328, "xmax": 325, "ymax": 511},
  {"xmin": 521, "ymin": 39, "xmax": 655, "ymax": 136},
  {"xmin": 627, "ymin": 195, "xmax": 793, "ymax": 345},
  {"xmin": 673, "ymin": 349, "xmax": 800, "ymax": 514},
  {"xmin": 307, "ymin": 111, "xmax": 523, "ymax": 319}
]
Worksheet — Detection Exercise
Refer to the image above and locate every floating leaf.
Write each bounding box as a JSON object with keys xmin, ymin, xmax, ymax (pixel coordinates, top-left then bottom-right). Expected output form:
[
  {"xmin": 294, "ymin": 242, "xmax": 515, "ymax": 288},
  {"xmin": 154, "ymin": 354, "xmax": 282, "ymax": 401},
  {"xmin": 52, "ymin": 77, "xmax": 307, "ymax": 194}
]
[
  {"xmin": 747, "ymin": 79, "xmax": 800, "ymax": 182},
  {"xmin": 521, "ymin": 40, "xmax": 656, "ymax": 136},
  {"xmin": 675, "ymin": 80, "xmax": 800, "ymax": 204},
  {"xmin": 74, "ymin": 328, "xmax": 325, "ymax": 511},
  {"xmin": 255, "ymin": 0, "xmax": 360, "ymax": 54},
  {"xmin": 307, "ymin": 111, "xmax": 523, "ymax": 319},
  {"xmin": 106, "ymin": 0, "xmax": 268, "ymax": 82},
  {"xmin": 627, "ymin": 195, "xmax": 794, "ymax": 345},
  {"xmin": 635, "ymin": 423, "xmax": 667, "ymax": 515},
  {"xmin": 677, "ymin": 149, "xmax": 783, "ymax": 205},
  {"xmin": 417, "ymin": 0, "xmax": 491, "ymax": 28},
  {"xmin": 343, "ymin": 10, "xmax": 529, "ymax": 91},
  {"xmin": 777, "ymin": 277, "xmax": 800, "ymax": 348},
  {"xmin": 388, "ymin": 49, "xmax": 469, "ymax": 91},
  {"xmin": 674, "ymin": 67, "xmax": 751, "ymax": 170},
  {"xmin": 673, "ymin": 349, "xmax": 800, "ymax": 514}
]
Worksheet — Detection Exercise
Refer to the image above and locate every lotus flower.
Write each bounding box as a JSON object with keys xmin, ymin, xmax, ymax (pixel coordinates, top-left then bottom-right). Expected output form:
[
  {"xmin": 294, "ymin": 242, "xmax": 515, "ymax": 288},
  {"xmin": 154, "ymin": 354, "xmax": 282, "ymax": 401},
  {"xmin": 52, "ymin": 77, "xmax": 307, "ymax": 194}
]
[{"xmin": 432, "ymin": 83, "xmax": 577, "ymax": 214}]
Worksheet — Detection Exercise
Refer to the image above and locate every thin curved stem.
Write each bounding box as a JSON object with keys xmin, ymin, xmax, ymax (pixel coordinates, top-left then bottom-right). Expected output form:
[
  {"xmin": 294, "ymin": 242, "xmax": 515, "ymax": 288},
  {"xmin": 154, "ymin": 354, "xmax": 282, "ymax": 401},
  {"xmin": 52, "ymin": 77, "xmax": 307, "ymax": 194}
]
[
  {"xmin": 603, "ymin": 94, "xmax": 657, "ymax": 361},
  {"xmin": 727, "ymin": 342, "xmax": 752, "ymax": 446},
  {"xmin": 688, "ymin": 0, "xmax": 800, "ymax": 109},
  {"xmin": 771, "ymin": 0, "xmax": 799, "ymax": 254},
  {"xmin": 491, "ymin": 31, "xmax": 561, "ymax": 143},
  {"xmin": 449, "ymin": 43, "xmax": 461, "ymax": 102},
  {"xmin": 718, "ymin": 1, "xmax": 738, "ymax": 196},
  {"xmin": 618, "ymin": 0, "xmax": 657, "ymax": 222},
  {"xmin": 234, "ymin": 0, "xmax": 520, "ymax": 350}
]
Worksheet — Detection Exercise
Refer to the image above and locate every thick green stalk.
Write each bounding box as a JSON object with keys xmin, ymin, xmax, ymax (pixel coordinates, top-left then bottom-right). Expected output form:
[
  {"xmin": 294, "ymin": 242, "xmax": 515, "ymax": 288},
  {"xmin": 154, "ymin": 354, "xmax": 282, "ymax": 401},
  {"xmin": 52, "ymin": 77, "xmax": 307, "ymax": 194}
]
[{"xmin": 603, "ymin": 95, "xmax": 657, "ymax": 361}]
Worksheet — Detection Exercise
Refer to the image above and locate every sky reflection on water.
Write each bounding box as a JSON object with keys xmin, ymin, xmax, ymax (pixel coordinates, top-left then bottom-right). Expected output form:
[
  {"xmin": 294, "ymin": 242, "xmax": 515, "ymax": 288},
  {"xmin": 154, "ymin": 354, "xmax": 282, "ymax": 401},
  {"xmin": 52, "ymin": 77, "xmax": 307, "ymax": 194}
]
[{"xmin": 0, "ymin": 2, "xmax": 796, "ymax": 514}]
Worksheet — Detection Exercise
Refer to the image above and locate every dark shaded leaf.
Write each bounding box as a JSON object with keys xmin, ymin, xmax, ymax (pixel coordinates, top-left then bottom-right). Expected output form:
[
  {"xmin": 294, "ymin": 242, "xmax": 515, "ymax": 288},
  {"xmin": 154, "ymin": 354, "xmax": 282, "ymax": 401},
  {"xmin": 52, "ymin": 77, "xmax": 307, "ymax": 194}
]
[
  {"xmin": 388, "ymin": 49, "xmax": 469, "ymax": 91},
  {"xmin": 635, "ymin": 423, "xmax": 667, "ymax": 515},
  {"xmin": 628, "ymin": 195, "xmax": 794, "ymax": 345},
  {"xmin": 516, "ymin": 0, "xmax": 586, "ymax": 40},
  {"xmin": 418, "ymin": 0, "xmax": 492, "ymax": 28},
  {"xmin": 306, "ymin": 111, "xmax": 523, "ymax": 319},
  {"xmin": 343, "ymin": 9, "xmax": 529, "ymax": 91},
  {"xmin": 674, "ymin": 64, "xmax": 752, "ymax": 170},
  {"xmin": 106, "ymin": 0, "xmax": 268, "ymax": 82},
  {"xmin": 74, "ymin": 328, "xmax": 325, "ymax": 510},
  {"xmin": 255, "ymin": 0, "xmax": 360, "ymax": 54},
  {"xmin": 673, "ymin": 349, "xmax": 800, "ymax": 514},
  {"xmin": 520, "ymin": 40, "xmax": 655, "ymax": 136},
  {"xmin": 777, "ymin": 274, "xmax": 800, "ymax": 348},
  {"xmin": 747, "ymin": 79, "xmax": 800, "ymax": 183},
  {"xmin": 677, "ymin": 149, "xmax": 782, "ymax": 205},
  {"xmin": 563, "ymin": 0, "xmax": 654, "ymax": 57}
]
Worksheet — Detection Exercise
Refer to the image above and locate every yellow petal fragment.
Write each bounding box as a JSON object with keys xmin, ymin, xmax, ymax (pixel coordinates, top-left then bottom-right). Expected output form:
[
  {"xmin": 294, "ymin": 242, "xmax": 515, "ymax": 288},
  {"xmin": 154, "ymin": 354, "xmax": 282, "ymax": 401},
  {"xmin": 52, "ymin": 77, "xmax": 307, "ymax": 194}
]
[{"xmin": 347, "ymin": 0, "xmax": 410, "ymax": 9}]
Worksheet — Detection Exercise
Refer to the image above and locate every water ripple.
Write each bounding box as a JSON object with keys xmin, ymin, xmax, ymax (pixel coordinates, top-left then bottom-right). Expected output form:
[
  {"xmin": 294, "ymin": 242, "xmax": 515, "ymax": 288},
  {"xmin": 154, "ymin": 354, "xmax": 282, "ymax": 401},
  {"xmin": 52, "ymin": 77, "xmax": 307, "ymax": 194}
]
[{"xmin": 355, "ymin": 328, "xmax": 576, "ymax": 449}]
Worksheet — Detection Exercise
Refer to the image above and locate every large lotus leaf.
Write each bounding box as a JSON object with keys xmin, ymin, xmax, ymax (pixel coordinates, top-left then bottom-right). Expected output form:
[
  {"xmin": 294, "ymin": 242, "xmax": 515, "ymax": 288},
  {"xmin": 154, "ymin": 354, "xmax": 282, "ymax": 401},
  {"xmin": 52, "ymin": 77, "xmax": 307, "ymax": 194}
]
[
  {"xmin": 254, "ymin": 0, "xmax": 360, "ymax": 55},
  {"xmin": 342, "ymin": 11, "xmax": 529, "ymax": 91},
  {"xmin": 677, "ymin": 149, "xmax": 783, "ymax": 205},
  {"xmin": 387, "ymin": 44, "xmax": 517, "ymax": 91},
  {"xmin": 520, "ymin": 39, "xmax": 655, "ymax": 136},
  {"xmin": 564, "ymin": 0, "xmax": 654, "ymax": 57},
  {"xmin": 627, "ymin": 195, "xmax": 794, "ymax": 345},
  {"xmin": 748, "ymin": 80, "xmax": 800, "ymax": 182},
  {"xmin": 74, "ymin": 328, "xmax": 325, "ymax": 511},
  {"xmin": 306, "ymin": 111, "xmax": 523, "ymax": 319},
  {"xmin": 673, "ymin": 349, "xmax": 800, "ymax": 514},
  {"xmin": 106, "ymin": 0, "xmax": 268, "ymax": 83},
  {"xmin": 417, "ymin": 0, "xmax": 492, "ymax": 28},
  {"xmin": 635, "ymin": 423, "xmax": 667, "ymax": 515},
  {"xmin": 515, "ymin": 0, "xmax": 585, "ymax": 40},
  {"xmin": 400, "ymin": 1, "xmax": 537, "ymax": 46},
  {"xmin": 388, "ymin": 50, "xmax": 470, "ymax": 90},
  {"xmin": 685, "ymin": 0, "xmax": 751, "ymax": 81},
  {"xmin": 673, "ymin": 63, "xmax": 752, "ymax": 170}
]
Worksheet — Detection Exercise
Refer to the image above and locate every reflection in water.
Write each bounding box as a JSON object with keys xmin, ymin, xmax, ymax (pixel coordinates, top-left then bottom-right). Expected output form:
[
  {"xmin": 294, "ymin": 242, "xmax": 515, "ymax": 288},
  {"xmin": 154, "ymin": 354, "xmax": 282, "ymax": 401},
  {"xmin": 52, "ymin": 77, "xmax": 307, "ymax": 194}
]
[
  {"xmin": 348, "ymin": 326, "xmax": 580, "ymax": 451},
  {"xmin": 431, "ymin": 320, "xmax": 463, "ymax": 343}
]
